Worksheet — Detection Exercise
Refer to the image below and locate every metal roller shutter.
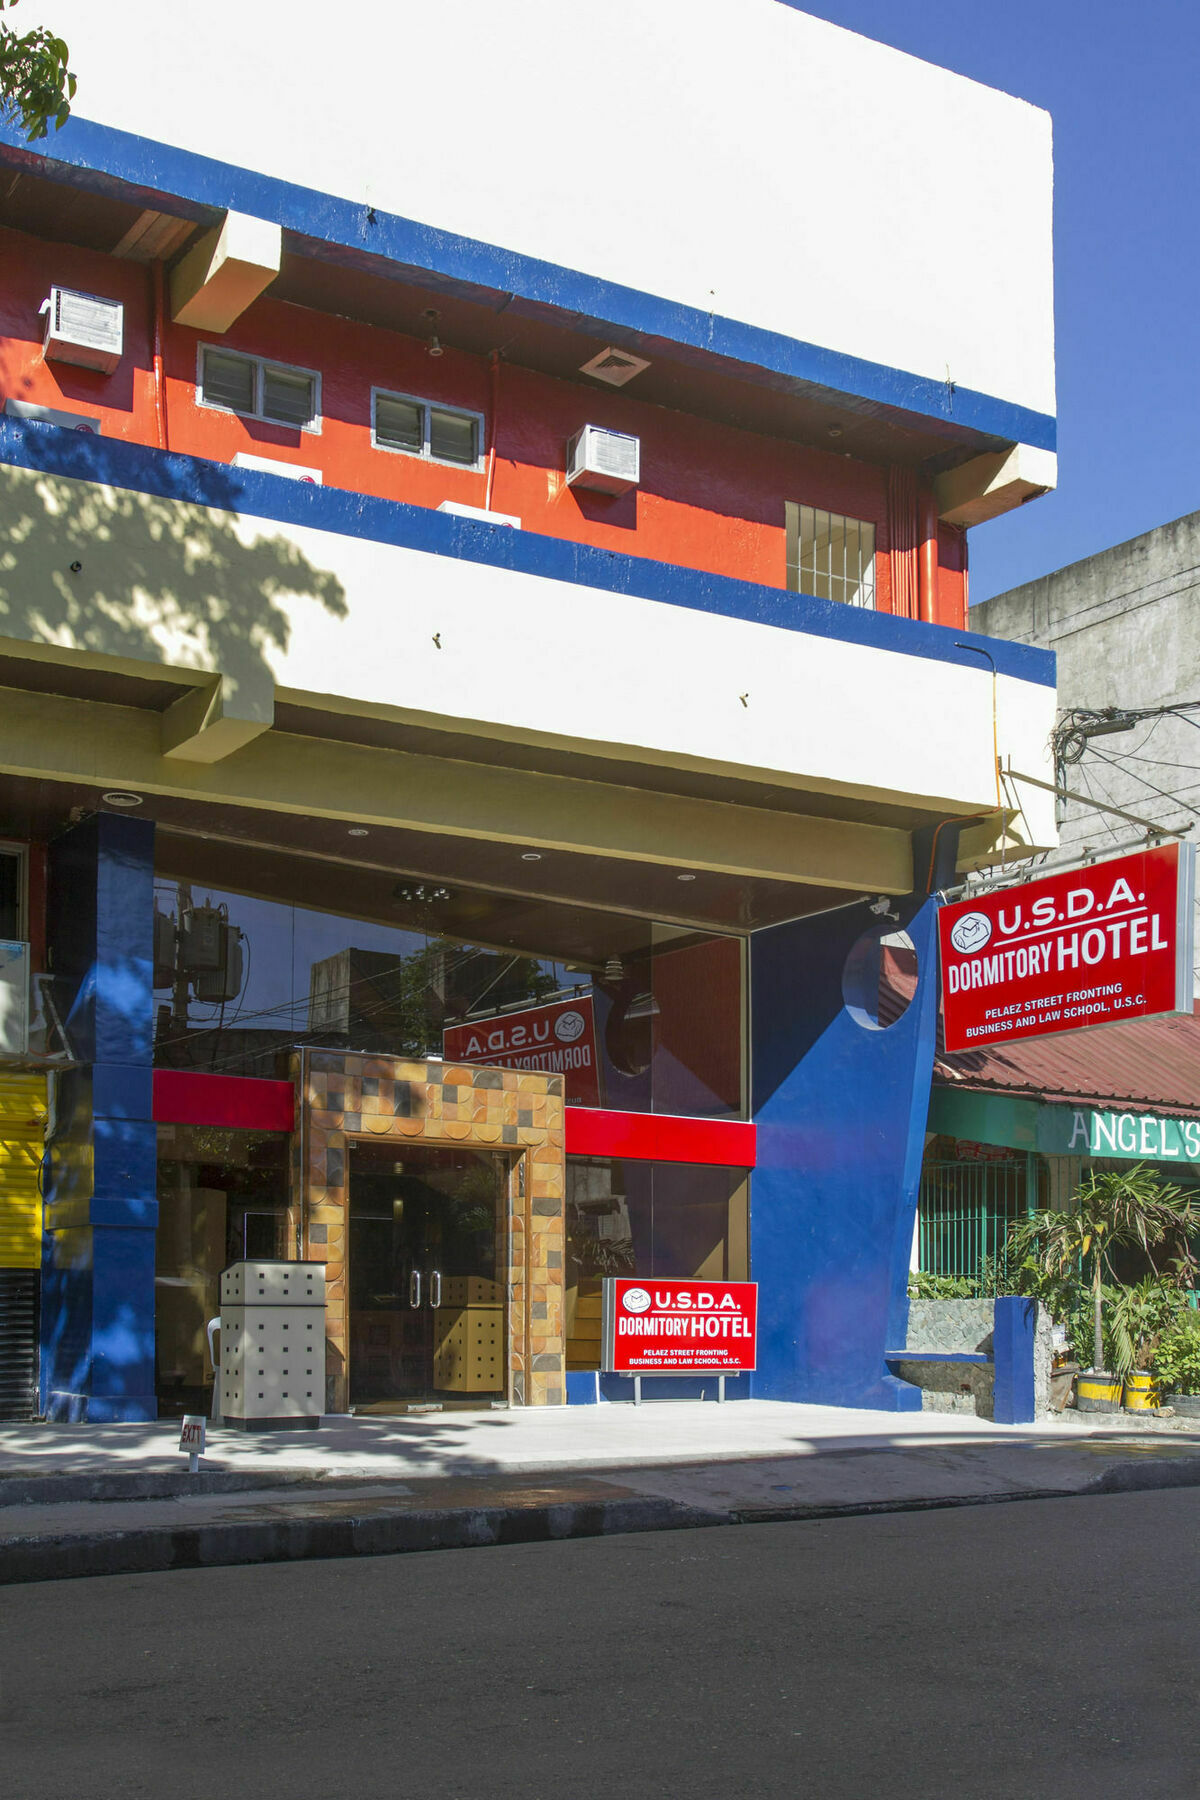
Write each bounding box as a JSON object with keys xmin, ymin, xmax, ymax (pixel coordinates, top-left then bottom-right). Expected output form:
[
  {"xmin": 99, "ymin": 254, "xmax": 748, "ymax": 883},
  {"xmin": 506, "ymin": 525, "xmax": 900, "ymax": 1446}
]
[{"xmin": 0, "ymin": 1075, "xmax": 46, "ymax": 1419}]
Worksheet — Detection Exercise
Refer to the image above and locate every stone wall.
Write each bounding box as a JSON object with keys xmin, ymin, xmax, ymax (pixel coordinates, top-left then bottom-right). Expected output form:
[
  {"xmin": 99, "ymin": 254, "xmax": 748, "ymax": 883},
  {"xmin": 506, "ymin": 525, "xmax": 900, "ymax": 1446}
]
[
  {"xmin": 905, "ymin": 1299, "xmax": 994, "ymax": 1355},
  {"xmin": 288, "ymin": 1050, "xmax": 566, "ymax": 1411},
  {"xmin": 899, "ymin": 1298, "xmax": 1053, "ymax": 1419},
  {"xmin": 895, "ymin": 1358, "xmax": 995, "ymax": 1417}
]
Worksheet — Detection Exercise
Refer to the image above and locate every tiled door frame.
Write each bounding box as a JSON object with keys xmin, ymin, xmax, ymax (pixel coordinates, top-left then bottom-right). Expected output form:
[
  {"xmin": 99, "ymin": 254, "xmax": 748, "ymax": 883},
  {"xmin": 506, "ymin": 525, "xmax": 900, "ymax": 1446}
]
[{"xmin": 288, "ymin": 1050, "xmax": 567, "ymax": 1411}]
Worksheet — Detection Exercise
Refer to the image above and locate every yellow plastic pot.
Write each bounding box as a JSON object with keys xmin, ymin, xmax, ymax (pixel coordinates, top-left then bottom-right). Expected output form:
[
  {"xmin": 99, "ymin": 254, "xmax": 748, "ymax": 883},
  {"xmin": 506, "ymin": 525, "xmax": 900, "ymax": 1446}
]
[
  {"xmin": 1123, "ymin": 1371, "xmax": 1160, "ymax": 1410},
  {"xmin": 1076, "ymin": 1372, "xmax": 1123, "ymax": 1412}
]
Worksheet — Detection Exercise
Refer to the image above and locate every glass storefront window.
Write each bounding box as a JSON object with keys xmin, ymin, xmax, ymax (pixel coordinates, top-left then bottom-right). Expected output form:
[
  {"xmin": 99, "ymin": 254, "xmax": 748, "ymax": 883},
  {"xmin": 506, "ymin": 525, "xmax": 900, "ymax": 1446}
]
[
  {"xmin": 152, "ymin": 869, "xmax": 745, "ymax": 1118},
  {"xmin": 564, "ymin": 1156, "xmax": 750, "ymax": 1372},
  {"xmin": 154, "ymin": 1124, "xmax": 290, "ymax": 1413}
]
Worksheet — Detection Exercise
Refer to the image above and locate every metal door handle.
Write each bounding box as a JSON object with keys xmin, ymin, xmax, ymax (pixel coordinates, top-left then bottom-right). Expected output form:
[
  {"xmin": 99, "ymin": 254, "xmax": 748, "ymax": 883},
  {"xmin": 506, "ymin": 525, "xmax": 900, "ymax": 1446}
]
[
  {"xmin": 430, "ymin": 1269, "xmax": 442, "ymax": 1309},
  {"xmin": 409, "ymin": 1269, "xmax": 421, "ymax": 1309}
]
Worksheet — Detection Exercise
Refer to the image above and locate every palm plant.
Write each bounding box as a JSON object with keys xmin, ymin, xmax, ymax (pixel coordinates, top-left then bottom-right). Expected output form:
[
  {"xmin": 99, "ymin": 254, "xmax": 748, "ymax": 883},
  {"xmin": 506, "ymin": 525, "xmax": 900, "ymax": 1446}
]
[
  {"xmin": 1106, "ymin": 1274, "xmax": 1191, "ymax": 1378},
  {"xmin": 1007, "ymin": 1165, "xmax": 1199, "ymax": 1375}
]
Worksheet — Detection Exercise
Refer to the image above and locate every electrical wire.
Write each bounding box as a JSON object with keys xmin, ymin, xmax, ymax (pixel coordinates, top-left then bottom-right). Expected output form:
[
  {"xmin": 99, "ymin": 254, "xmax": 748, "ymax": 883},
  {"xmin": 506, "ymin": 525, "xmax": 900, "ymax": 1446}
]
[
  {"xmin": 153, "ymin": 933, "xmax": 488, "ymax": 1050},
  {"xmin": 163, "ymin": 942, "xmax": 583, "ymax": 1080},
  {"xmin": 1082, "ymin": 742, "xmax": 1200, "ymax": 820},
  {"xmin": 155, "ymin": 937, "xmax": 542, "ymax": 1066}
]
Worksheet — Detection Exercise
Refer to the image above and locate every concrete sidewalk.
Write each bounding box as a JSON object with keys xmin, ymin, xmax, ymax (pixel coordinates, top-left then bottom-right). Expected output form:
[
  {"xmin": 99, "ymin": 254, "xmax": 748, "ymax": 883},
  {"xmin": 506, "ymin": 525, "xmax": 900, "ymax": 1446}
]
[
  {"xmin": 4, "ymin": 1401, "xmax": 1200, "ymax": 1584},
  {"xmin": 4, "ymin": 1397, "xmax": 1190, "ymax": 1482}
]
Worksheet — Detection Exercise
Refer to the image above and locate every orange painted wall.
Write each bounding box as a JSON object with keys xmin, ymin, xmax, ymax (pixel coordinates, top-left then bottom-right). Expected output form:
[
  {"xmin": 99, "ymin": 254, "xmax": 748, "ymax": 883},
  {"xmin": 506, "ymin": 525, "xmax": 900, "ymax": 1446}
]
[
  {"xmin": 937, "ymin": 523, "xmax": 968, "ymax": 625},
  {"xmin": 0, "ymin": 225, "xmax": 964, "ymax": 626}
]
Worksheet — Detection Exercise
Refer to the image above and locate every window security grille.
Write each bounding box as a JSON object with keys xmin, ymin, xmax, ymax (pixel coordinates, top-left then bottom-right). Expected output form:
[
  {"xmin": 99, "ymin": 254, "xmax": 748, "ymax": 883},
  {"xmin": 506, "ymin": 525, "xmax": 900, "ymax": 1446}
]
[
  {"xmin": 199, "ymin": 347, "xmax": 319, "ymax": 430},
  {"xmin": 786, "ymin": 503, "xmax": 876, "ymax": 609},
  {"xmin": 372, "ymin": 391, "xmax": 481, "ymax": 467}
]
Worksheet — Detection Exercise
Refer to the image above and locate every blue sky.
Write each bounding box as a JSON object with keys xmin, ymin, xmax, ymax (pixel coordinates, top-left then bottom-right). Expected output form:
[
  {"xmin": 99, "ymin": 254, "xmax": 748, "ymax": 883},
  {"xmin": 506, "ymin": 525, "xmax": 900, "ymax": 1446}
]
[{"xmin": 791, "ymin": 0, "xmax": 1199, "ymax": 603}]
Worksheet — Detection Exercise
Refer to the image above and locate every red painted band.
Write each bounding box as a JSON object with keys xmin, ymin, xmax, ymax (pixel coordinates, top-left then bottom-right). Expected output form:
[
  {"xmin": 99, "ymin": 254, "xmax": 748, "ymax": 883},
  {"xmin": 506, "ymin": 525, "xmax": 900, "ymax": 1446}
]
[
  {"xmin": 152, "ymin": 1069, "xmax": 295, "ymax": 1133},
  {"xmin": 565, "ymin": 1108, "xmax": 756, "ymax": 1168},
  {"xmin": 151, "ymin": 1073, "xmax": 755, "ymax": 1166}
]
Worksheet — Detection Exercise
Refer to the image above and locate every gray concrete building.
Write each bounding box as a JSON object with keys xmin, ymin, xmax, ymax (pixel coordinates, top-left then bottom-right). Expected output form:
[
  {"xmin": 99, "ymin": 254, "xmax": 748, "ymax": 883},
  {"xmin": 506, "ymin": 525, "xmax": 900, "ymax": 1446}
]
[{"xmin": 973, "ymin": 510, "xmax": 1200, "ymax": 990}]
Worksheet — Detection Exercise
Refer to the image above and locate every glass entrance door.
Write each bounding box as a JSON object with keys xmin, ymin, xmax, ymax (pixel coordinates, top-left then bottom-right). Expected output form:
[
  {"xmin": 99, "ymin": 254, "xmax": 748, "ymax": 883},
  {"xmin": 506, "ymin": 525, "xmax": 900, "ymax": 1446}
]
[{"xmin": 348, "ymin": 1141, "xmax": 508, "ymax": 1412}]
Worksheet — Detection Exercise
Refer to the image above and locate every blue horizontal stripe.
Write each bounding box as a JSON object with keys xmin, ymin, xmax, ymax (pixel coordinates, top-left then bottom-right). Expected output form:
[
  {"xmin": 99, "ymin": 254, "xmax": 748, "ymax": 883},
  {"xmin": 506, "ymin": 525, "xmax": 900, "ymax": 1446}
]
[
  {"xmin": 0, "ymin": 416, "xmax": 1056, "ymax": 686},
  {"xmin": 0, "ymin": 115, "xmax": 1055, "ymax": 455}
]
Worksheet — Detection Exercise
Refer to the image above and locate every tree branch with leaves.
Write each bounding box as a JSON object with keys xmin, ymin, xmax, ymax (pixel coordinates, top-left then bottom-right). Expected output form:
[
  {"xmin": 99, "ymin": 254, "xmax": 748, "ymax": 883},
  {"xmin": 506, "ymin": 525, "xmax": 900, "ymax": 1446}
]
[{"xmin": 0, "ymin": 0, "xmax": 74, "ymax": 142}]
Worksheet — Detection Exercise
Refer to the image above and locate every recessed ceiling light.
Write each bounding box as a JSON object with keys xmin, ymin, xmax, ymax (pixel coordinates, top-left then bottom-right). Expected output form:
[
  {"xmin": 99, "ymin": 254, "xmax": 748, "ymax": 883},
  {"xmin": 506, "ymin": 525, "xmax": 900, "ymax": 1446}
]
[
  {"xmin": 677, "ymin": 872, "xmax": 697, "ymax": 882},
  {"xmin": 102, "ymin": 791, "xmax": 143, "ymax": 807},
  {"xmin": 394, "ymin": 882, "xmax": 452, "ymax": 903},
  {"xmin": 521, "ymin": 851, "xmax": 543, "ymax": 862},
  {"xmin": 348, "ymin": 827, "xmax": 369, "ymax": 837}
]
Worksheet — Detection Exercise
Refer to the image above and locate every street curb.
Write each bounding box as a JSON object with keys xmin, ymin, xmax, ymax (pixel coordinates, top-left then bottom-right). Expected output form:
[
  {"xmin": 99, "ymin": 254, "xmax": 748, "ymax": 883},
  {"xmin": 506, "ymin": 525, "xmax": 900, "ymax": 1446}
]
[
  {"xmin": 0, "ymin": 1470, "xmax": 369, "ymax": 1507},
  {"xmin": 0, "ymin": 1497, "xmax": 727, "ymax": 1585},
  {"xmin": 729, "ymin": 1453, "xmax": 1200, "ymax": 1524},
  {"xmin": 3, "ymin": 1452, "xmax": 1199, "ymax": 1585}
]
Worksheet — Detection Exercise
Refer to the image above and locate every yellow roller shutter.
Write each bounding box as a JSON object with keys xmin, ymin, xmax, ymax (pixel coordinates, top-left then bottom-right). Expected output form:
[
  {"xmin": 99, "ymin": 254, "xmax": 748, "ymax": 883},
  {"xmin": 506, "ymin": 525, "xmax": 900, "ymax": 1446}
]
[{"xmin": 0, "ymin": 1074, "xmax": 47, "ymax": 1270}]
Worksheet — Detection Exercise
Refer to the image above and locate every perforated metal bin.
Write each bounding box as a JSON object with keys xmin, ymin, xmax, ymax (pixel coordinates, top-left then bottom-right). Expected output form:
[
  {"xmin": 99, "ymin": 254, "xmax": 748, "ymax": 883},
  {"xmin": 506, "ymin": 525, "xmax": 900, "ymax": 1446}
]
[{"xmin": 218, "ymin": 1260, "xmax": 326, "ymax": 1431}]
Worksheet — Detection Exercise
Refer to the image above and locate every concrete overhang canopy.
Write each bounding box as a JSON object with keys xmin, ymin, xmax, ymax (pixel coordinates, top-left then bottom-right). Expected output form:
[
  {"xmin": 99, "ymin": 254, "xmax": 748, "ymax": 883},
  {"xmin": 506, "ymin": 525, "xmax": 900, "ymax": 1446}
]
[
  {"xmin": 170, "ymin": 210, "xmax": 282, "ymax": 333},
  {"xmin": 935, "ymin": 444, "xmax": 1057, "ymax": 528}
]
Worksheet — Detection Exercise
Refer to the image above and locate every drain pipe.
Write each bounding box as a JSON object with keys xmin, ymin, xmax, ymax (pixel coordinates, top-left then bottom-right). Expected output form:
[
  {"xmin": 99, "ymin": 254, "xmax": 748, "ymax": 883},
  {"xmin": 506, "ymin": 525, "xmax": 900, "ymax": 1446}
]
[
  {"xmin": 484, "ymin": 350, "xmax": 501, "ymax": 512},
  {"xmin": 917, "ymin": 487, "xmax": 939, "ymax": 624},
  {"xmin": 150, "ymin": 260, "xmax": 169, "ymax": 451}
]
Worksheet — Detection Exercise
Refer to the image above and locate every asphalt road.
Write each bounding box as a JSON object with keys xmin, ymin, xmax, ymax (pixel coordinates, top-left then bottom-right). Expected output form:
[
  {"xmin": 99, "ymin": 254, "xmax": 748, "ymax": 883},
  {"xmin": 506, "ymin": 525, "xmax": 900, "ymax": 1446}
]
[{"xmin": 4, "ymin": 1490, "xmax": 1196, "ymax": 1800}]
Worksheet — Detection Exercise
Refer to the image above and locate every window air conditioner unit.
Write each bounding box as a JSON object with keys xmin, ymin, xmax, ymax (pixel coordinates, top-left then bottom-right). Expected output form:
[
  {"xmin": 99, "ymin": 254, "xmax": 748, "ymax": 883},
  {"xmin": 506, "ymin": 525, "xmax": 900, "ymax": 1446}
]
[
  {"xmin": 43, "ymin": 287, "xmax": 124, "ymax": 374},
  {"xmin": 231, "ymin": 451, "xmax": 322, "ymax": 484},
  {"xmin": 565, "ymin": 424, "xmax": 640, "ymax": 496},
  {"xmin": 437, "ymin": 500, "xmax": 521, "ymax": 529},
  {"xmin": 0, "ymin": 941, "xmax": 30, "ymax": 1056},
  {"xmin": 4, "ymin": 397, "xmax": 102, "ymax": 434}
]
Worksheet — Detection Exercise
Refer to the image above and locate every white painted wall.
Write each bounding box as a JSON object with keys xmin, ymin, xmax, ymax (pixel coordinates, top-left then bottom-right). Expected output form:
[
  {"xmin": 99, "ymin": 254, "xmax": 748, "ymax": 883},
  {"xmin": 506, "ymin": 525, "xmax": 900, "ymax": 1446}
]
[
  {"xmin": 23, "ymin": 0, "xmax": 1055, "ymax": 420},
  {"xmin": 0, "ymin": 450, "xmax": 1058, "ymax": 837},
  {"xmin": 255, "ymin": 513, "xmax": 1057, "ymax": 832}
]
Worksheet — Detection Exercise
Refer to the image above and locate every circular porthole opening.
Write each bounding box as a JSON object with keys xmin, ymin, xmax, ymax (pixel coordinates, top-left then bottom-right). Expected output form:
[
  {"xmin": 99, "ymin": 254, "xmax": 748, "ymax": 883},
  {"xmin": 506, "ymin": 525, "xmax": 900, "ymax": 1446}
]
[{"xmin": 842, "ymin": 925, "xmax": 919, "ymax": 1031}]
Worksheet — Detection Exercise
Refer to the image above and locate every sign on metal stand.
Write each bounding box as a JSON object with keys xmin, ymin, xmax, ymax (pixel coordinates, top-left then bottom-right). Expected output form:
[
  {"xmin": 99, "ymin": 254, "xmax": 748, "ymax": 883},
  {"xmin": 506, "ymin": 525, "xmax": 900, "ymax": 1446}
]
[
  {"xmin": 601, "ymin": 1278, "xmax": 757, "ymax": 1401},
  {"xmin": 179, "ymin": 1414, "xmax": 205, "ymax": 1474}
]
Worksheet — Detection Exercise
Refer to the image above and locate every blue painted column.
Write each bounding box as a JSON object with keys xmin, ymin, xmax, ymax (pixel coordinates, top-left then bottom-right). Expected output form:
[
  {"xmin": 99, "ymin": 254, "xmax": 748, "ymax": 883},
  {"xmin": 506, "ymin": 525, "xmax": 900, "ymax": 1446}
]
[
  {"xmin": 749, "ymin": 890, "xmax": 942, "ymax": 1411},
  {"xmin": 41, "ymin": 813, "xmax": 157, "ymax": 1422},
  {"xmin": 992, "ymin": 1296, "xmax": 1038, "ymax": 1424}
]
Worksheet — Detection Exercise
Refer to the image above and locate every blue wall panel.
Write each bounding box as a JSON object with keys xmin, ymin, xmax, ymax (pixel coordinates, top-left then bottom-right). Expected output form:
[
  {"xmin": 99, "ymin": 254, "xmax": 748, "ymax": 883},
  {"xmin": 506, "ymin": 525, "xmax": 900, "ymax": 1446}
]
[
  {"xmin": 41, "ymin": 814, "xmax": 158, "ymax": 1423},
  {"xmin": 750, "ymin": 896, "xmax": 942, "ymax": 1410},
  {"xmin": 992, "ymin": 1296, "xmax": 1039, "ymax": 1425}
]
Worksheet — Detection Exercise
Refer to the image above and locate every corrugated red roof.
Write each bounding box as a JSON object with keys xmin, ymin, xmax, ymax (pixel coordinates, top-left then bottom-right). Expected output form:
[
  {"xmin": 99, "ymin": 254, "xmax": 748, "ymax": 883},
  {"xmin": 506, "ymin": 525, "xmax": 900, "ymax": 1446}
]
[{"xmin": 934, "ymin": 1003, "xmax": 1200, "ymax": 1118}]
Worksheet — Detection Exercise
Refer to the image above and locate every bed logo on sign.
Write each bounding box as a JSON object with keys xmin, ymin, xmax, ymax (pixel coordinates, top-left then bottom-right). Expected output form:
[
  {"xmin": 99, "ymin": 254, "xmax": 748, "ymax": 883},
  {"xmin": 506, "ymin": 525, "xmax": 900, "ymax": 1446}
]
[{"xmin": 949, "ymin": 911, "xmax": 992, "ymax": 955}]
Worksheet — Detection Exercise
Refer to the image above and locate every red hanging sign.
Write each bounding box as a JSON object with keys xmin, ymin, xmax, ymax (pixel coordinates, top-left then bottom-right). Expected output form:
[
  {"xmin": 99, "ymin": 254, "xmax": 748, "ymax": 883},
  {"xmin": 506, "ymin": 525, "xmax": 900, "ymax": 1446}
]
[
  {"xmin": 601, "ymin": 1278, "xmax": 758, "ymax": 1374},
  {"xmin": 939, "ymin": 843, "xmax": 1195, "ymax": 1054}
]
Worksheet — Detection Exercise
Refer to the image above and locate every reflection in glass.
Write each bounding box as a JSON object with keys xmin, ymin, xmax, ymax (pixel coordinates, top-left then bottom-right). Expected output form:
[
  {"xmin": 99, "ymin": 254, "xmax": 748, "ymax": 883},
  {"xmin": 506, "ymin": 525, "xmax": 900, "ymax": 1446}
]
[
  {"xmin": 152, "ymin": 870, "xmax": 744, "ymax": 1118},
  {"xmin": 564, "ymin": 1156, "xmax": 750, "ymax": 1371},
  {"xmin": 348, "ymin": 1141, "xmax": 508, "ymax": 1409},
  {"xmin": 154, "ymin": 1124, "xmax": 290, "ymax": 1414}
]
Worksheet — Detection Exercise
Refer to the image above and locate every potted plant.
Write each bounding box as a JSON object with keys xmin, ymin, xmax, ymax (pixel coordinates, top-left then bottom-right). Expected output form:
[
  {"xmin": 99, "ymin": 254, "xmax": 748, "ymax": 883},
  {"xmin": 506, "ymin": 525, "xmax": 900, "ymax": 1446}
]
[
  {"xmin": 1008, "ymin": 1165, "xmax": 1199, "ymax": 1413},
  {"xmin": 1152, "ymin": 1311, "xmax": 1200, "ymax": 1418},
  {"xmin": 1107, "ymin": 1275, "xmax": 1191, "ymax": 1408}
]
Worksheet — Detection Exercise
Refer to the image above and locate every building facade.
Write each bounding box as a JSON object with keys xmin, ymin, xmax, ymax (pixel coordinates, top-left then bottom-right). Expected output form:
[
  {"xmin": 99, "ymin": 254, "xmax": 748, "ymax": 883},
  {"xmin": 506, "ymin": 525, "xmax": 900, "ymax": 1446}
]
[
  {"xmin": 973, "ymin": 510, "xmax": 1200, "ymax": 988},
  {"xmin": 0, "ymin": 1, "xmax": 1057, "ymax": 1420},
  {"xmin": 923, "ymin": 1009, "xmax": 1200, "ymax": 1289}
]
